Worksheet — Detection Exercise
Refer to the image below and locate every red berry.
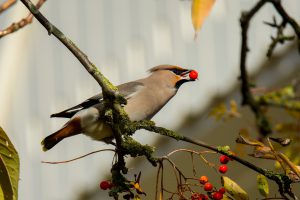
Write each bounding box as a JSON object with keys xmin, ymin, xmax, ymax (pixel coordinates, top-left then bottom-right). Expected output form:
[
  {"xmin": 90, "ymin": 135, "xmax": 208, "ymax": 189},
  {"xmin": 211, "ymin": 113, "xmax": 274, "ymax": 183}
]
[
  {"xmin": 100, "ymin": 180, "xmax": 111, "ymax": 190},
  {"xmin": 203, "ymin": 182, "xmax": 213, "ymax": 191},
  {"xmin": 219, "ymin": 187, "xmax": 226, "ymax": 194},
  {"xmin": 212, "ymin": 192, "xmax": 223, "ymax": 200},
  {"xmin": 199, "ymin": 175, "xmax": 208, "ymax": 184},
  {"xmin": 219, "ymin": 155, "xmax": 230, "ymax": 164},
  {"xmin": 189, "ymin": 70, "xmax": 198, "ymax": 80},
  {"xmin": 219, "ymin": 165, "xmax": 228, "ymax": 174}
]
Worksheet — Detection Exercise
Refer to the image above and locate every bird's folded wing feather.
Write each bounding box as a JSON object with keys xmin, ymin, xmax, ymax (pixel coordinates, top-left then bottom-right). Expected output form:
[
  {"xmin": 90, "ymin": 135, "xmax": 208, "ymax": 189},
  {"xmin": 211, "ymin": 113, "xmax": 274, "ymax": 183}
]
[{"xmin": 50, "ymin": 81, "xmax": 144, "ymax": 118}]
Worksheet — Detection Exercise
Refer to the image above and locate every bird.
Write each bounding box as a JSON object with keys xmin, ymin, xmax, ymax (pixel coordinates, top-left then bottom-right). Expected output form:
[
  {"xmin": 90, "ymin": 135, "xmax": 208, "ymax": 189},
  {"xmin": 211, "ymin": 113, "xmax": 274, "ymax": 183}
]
[{"xmin": 41, "ymin": 65, "xmax": 198, "ymax": 151}]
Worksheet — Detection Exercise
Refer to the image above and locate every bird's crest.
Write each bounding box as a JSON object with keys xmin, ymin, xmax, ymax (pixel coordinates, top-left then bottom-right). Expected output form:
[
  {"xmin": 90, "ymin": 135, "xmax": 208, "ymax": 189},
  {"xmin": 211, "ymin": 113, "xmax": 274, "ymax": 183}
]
[{"xmin": 148, "ymin": 65, "xmax": 185, "ymax": 73}]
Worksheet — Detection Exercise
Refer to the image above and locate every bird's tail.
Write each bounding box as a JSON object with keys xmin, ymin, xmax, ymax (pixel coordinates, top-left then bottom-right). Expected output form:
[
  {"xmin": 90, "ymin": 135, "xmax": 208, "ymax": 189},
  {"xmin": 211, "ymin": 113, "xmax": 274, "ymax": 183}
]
[{"xmin": 41, "ymin": 118, "xmax": 81, "ymax": 151}]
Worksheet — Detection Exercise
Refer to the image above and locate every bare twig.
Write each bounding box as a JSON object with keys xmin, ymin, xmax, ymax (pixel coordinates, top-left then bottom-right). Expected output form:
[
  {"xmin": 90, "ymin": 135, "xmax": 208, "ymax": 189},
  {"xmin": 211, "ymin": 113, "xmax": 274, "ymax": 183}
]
[
  {"xmin": 0, "ymin": 0, "xmax": 16, "ymax": 14},
  {"xmin": 41, "ymin": 149, "xmax": 115, "ymax": 164},
  {"xmin": 267, "ymin": 0, "xmax": 300, "ymax": 52},
  {"xmin": 239, "ymin": 0, "xmax": 300, "ymax": 139},
  {"xmin": 0, "ymin": 0, "xmax": 46, "ymax": 39},
  {"xmin": 265, "ymin": 18, "xmax": 294, "ymax": 57},
  {"xmin": 155, "ymin": 162, "xmax": 162, "ymax": 200},
  {"xmin": 239, "ymin": 0, "xmax": 272, "ymax": 137}
]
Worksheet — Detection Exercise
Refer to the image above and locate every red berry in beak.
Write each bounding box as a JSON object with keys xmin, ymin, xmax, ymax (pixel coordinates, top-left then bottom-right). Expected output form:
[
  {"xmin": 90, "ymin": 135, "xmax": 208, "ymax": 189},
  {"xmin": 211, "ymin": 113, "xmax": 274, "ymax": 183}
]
[{"xmin": 189, "ymin": 70, "xmax": 198, "ymax": 80}]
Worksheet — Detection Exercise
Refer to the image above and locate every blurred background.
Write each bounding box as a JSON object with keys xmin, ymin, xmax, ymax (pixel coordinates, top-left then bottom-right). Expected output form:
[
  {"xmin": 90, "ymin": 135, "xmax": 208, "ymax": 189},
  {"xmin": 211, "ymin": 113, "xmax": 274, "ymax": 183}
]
[{"xmin": 0, "ymin": 0, "xmax": 300, "ymax": 199}]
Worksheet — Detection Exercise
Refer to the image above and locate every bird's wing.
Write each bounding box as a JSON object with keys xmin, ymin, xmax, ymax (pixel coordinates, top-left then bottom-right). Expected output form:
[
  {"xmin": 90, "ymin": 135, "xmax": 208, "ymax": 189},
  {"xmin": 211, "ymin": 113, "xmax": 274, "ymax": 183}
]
[{"xmin": 50, "ymin": 81, "xmax": 144, "ymax": 118}]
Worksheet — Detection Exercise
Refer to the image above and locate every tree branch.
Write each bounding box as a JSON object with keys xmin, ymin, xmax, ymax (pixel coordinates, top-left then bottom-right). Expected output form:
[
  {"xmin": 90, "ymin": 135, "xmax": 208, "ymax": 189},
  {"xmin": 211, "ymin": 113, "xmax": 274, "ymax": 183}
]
[
  {"xmin": 267, "ymin": 0, "xmax": 300, "ymax": 52},
  {"xmin": 239, "ymin": 0, "xmax": 300, "ymax": 137},
  {"xmin": 0, "ymin": 0, "xmax": 16, "ymax": 14},
  {"xmin": 264, "ymin": 17, "xmax": 295, "ymax": 58},
  {"xmin": 0, "ymin": 0, "xmax": 46, "ymax": 39},
  {"xmin": 240, "ymin": 0, "xmax": 272, "ymax": 137}
]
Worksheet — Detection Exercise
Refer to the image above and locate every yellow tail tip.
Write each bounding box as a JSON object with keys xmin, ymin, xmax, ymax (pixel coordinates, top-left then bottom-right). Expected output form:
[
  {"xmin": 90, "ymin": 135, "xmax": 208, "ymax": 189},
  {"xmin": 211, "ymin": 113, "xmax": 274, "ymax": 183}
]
[
  {"xmin": 41, "ymin": 139, "xmax": 48, "ymax": 152},
  {"xmin": 42, "ymin": 146, "xmax": 48, "ymax": 152}
]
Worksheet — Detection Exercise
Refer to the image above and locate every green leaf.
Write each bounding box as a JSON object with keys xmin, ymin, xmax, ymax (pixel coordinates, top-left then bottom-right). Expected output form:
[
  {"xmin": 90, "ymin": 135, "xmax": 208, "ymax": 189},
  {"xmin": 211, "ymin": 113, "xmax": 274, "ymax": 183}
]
[
  {"xmin": 0, "ymin": 127, "xmax": 19, "ymax": 200},
  {"xmin": 257, "ymin": 174, "xmax": 269, "ymax": 197},
  {"xmin": 221, "ymin": 176, "xmax": 249, "ymax": 200}
]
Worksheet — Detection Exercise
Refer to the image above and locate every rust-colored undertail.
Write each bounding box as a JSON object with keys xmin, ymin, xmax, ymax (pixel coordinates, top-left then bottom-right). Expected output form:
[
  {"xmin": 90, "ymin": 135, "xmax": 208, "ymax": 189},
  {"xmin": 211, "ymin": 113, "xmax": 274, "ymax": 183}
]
[{"xmin": 41, "ymin": 117, "xmax": 81, "ymax": 151}]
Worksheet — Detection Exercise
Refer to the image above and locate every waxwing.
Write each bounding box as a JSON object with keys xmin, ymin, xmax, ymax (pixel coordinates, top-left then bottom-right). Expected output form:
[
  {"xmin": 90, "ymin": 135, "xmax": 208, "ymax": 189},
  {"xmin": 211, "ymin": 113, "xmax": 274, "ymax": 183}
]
[{"xmin": 41, "ymin": 65, "xmax": 198, "ymax": 151}]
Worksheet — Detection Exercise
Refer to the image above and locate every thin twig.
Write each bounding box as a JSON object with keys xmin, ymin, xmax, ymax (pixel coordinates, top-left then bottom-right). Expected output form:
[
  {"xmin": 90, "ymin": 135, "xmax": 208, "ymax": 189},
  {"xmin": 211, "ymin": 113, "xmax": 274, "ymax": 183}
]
[
  {"xmin": 0, "ymin": 0, "xmax": 46, "ymax": 39},
  {"xmin": 161, "ymin": 157, "xmax": 182, "ymax": 186},
  {"xmin": 0, "ymin": 0, "xmax": 16, "ymax": 14},
  {"xmin": 267, "ymin": 0, "xmax": 300, "ymax": 52},
  {"xmin": 265, "ymin": 19, "xmax": 294, "ymax": 57},
  {"xmin": 41, "ymin": 149, "xmax": 115, "ymax": 164},
  {"xmin": 155, "ymin": 162, "xmax": 162, "ymax": 200},
  {"xmin": 167, "ymin": 148, "xmax": 215, "ymax": 157},
  {"xmin": 239, "ymin": 0, "xmax": 272, "ymax": 137},
  {"xmin": 161, "ymin": 162, "xmax": 164, "ymax": 200},
  {"xmin": 239, "ymin": 0, "xmax": 300, "ymax": 138}
]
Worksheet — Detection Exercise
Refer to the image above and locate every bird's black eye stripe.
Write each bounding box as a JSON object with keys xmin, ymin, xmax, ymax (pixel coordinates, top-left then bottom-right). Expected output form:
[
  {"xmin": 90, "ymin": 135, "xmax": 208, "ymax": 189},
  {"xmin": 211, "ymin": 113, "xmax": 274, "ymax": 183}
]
[{"xmin": 170, "ymin": 68, "xmax": 186, "ymax": 75}]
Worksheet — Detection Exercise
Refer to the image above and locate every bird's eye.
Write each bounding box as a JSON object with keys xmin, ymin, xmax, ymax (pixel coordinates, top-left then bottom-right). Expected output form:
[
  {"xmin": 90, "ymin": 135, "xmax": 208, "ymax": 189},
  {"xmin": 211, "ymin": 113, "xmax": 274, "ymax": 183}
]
[{"xmin": 170, "ymin": 69, "xmax": 181, "ymax": 75}]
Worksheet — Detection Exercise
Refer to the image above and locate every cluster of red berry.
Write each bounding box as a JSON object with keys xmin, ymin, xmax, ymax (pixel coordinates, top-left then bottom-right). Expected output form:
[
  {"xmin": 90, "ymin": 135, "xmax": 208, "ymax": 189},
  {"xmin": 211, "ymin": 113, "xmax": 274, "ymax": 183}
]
[
  {"xmin": 191, "ymin": 192, "xmax": 209, "ymax": 200},
  {"xmin": 218, "ymin": 155, "xmax": 230, "ymax": 174},
  {"xmin": 99, "ymin": 180, "xmax": 113, "ymax": 190},
  {"xmin": 194, "ymin": 175, "xmax": 226, "ymax": 200},
  {"xmin": 191, "ymin": 155, "xmax": 231, "ymax": 200}
]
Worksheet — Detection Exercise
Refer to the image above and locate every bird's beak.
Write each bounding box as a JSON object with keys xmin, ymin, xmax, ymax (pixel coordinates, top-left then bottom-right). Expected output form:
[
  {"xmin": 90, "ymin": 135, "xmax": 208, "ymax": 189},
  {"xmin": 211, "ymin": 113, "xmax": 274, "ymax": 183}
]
[{"xmin": 179, "ymin": 70, "xmax": 198, "ymax": 81}]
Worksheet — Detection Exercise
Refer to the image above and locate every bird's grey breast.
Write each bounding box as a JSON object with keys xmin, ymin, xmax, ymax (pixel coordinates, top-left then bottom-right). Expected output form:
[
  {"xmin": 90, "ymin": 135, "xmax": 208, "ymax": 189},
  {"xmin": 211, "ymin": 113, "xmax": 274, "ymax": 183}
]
[{"xmin": 124, "ymin": 80, "xmax": 177, "ymax": 121}]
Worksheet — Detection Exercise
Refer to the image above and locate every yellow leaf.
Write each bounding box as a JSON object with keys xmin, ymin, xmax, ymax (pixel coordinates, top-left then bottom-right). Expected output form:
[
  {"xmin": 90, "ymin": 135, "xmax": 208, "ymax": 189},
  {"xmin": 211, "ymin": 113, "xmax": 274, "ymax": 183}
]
[
  {"xmin": 191, "ymin": 0, "xmax": 216, "ymax": 39},
  {"xmin": 251, "ymin": 146, "xmax": 275, "ymax": 159},
  {"xmin": 257, "ymin": 174, "xmax": 269, "ymax": 197},
  {"xmin": 236, "ymin": 131, "xmax": 265, "ymax": 147},
  {"xmin": 221, "ymin": 176, "xmax": 249, "ymax": 200},
  {"xmin": 278, "ymin": 153, "xmax": 300, "ymax": 179}
]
